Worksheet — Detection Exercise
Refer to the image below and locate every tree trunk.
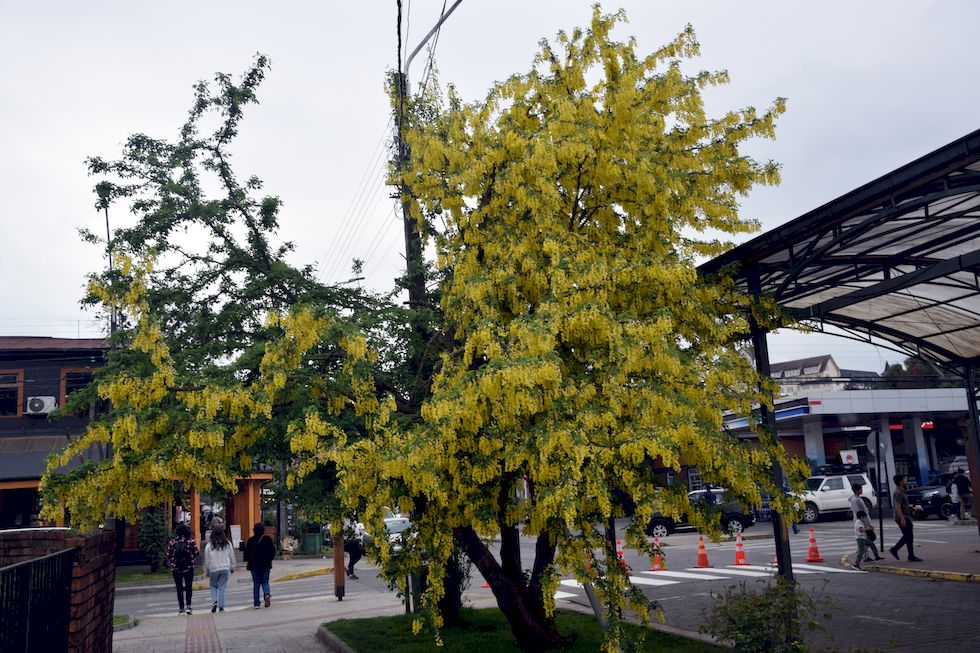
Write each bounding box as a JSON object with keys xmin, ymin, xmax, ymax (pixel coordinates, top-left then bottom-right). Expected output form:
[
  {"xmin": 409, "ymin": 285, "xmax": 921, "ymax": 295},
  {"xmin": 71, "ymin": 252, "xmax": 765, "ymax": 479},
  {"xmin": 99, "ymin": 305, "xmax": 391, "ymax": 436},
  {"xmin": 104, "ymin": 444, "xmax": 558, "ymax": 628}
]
[
  {"xmin": 454, "ymin": 526, "xmax": 567, "ymax": 653},
  {"xmin": 438, "ymin": 552, "xmax": 465, "ymax": 626}
]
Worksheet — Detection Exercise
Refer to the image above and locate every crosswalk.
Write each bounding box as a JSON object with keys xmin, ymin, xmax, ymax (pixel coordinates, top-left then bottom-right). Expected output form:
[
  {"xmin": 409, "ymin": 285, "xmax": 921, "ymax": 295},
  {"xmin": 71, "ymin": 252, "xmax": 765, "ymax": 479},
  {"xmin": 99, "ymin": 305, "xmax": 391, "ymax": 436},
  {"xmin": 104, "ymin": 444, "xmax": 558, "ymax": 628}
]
[{"xmin": 555, "ymin": 561, "xmax": 860, "ymax": 600}]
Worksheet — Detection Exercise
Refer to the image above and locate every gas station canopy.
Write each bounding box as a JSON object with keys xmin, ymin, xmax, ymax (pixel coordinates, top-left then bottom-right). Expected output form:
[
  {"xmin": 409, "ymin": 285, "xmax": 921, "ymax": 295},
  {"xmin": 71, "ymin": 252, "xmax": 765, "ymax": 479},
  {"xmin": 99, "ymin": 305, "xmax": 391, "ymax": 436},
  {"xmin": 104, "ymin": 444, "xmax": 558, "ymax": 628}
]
[{"xmin": 700, "ymin": 129, "xmax": 980, "ymax": 369}]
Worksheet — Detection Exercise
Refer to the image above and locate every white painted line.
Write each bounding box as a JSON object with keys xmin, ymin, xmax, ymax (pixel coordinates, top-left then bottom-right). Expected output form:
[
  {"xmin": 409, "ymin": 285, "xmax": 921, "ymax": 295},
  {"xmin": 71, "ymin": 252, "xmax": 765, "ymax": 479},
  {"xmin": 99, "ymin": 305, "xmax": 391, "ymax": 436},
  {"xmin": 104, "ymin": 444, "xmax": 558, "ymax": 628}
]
[
  {"xmin": 695, "ymin": 567, "xmax": 769, "ymax": 577},
  {"xmin": 554, "ymin": 591, "xmax": 577, "ymax": 599},
  {"xmin": 740, "ymin": 565, "xmax": 819, "ymax": 574},
  {"xmin": 639, "ymin": 570, "xmax": 731, "ymax": 581},
  {"xmin": 560, "ymin": 579, "xmax": 585, "ymax": 588},
  {"xmin": 792, "ymin": 563, "xmax": 862, "ymax": 574},
  {"xmin": 628, "ymin": 576, "xmax": 681, "ymax": 587}
]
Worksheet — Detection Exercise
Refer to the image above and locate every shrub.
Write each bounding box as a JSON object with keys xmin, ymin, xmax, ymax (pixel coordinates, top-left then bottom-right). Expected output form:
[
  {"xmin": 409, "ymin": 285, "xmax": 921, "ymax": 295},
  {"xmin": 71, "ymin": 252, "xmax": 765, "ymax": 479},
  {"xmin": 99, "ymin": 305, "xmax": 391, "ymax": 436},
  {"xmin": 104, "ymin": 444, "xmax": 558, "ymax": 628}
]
[{"xmin": 701, "ymin": 578, "xmax": 831, "ymax": 652}]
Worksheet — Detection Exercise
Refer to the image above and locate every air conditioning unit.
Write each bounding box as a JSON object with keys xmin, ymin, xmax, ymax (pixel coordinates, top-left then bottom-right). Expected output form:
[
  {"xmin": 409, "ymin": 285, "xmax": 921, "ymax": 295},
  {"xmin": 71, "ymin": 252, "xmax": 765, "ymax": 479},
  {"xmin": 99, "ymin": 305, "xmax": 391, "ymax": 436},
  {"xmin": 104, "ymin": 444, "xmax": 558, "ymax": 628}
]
[{"xmin": 26, "ymin": 396, "xmax": 57, "ymax": 415}]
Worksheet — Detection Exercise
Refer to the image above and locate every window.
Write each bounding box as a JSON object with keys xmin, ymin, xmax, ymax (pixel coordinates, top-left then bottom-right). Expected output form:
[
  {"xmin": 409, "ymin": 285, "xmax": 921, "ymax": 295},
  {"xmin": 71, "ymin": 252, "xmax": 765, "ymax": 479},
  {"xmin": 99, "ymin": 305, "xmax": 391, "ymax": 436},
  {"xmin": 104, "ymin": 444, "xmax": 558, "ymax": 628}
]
[
  {"xmin": 60, "ymin": 368, "xmax": 99, "ymax": 418},
  {"xmin": 0, "ymin": 370, "xmax": 23, "ymax": 417},
  {"xmin": 847, "ymin": 475, "xmax": 867, "ymax": 490},
  {"xmin": 823, "ymin": 478, "xmax": 844, "ymax": 491},
  {"xmin": 803, "ymin": 365, "xmax": 821, "ymax": 374}
]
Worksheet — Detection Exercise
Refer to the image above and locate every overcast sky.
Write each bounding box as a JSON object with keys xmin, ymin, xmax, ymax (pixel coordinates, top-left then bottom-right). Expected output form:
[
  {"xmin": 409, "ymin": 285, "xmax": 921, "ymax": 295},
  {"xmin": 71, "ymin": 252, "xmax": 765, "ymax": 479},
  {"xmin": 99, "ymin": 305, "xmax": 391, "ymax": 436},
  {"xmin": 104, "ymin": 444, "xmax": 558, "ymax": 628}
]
[{"xmin": 2, "ymin": 1, "xmax": 978, "ymax": 371}]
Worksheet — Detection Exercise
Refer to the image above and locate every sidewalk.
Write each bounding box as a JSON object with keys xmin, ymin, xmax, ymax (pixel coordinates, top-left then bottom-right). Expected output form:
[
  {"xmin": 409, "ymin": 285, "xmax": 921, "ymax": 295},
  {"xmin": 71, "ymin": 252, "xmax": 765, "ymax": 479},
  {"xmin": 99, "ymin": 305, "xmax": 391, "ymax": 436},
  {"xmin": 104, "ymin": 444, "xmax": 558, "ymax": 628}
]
[
  {"xmin": 840, "ymin": 519, "xmax": 980, "ymax": 582},
  {"xmin": 113, "ymin": 571, "xmax": 501, "ymax": 653}
]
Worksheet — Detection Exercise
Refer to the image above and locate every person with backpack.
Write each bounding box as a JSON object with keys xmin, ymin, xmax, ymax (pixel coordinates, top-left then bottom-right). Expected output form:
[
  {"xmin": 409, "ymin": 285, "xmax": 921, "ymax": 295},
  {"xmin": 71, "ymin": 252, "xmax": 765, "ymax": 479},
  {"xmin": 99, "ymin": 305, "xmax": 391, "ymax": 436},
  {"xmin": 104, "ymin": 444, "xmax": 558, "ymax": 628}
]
[
  {"xmin": 952, "ymin": 469, "xmax": 973, "ymax": 519},
  {"xmin": 166, "ymin": 523, "xmax": 200, "ymax": 615},
  {"xmin": 244, "ymin": 522, "xmax": 276, "ymax": 609},
  {"xmin": 203, "ymin": 524, "xmax": 237, "ymax": 613}
]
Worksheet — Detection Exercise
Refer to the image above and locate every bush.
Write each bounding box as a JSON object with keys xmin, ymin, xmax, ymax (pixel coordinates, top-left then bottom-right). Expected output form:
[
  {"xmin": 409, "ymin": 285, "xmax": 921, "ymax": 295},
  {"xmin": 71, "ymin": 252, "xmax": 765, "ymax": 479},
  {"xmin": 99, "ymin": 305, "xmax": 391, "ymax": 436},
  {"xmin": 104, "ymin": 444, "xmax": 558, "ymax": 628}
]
[
  {"xmin": 701, "ymin": 579, "xmax": 831, "ymax": 652},
  {"xmin": 137, "ymin": 507, "xmax": 169, "ymax": 572}
]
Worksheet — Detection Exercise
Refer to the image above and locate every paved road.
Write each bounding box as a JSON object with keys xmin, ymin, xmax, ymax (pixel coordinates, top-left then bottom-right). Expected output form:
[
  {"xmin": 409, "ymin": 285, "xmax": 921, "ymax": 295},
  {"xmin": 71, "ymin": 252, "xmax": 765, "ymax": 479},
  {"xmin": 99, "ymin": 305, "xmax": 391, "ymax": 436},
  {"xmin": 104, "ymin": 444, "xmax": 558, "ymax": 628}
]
[{"xmin": 551, "ymin": 519, "xmax": 980, "ymax": 652}]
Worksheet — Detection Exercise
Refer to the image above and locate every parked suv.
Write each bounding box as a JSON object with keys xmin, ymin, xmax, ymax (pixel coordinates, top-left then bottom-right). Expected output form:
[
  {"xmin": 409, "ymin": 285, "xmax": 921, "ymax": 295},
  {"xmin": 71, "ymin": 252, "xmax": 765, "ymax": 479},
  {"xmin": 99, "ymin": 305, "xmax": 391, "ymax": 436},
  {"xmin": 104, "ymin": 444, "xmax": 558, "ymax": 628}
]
[
  {"xmin": 646, "ymin": 489, "xmax": 756, "ymax": 537},
  {"xmin": 799, "ymin": 473, "xmax": 877, "ymax": 523}
]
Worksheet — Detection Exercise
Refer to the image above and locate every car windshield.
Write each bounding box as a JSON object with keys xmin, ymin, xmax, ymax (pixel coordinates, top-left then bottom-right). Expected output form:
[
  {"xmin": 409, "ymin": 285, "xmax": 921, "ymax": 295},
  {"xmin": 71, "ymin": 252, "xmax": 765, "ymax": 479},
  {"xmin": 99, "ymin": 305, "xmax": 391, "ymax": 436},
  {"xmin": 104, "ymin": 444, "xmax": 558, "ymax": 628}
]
[{"xmin": 804, "ymin": 478, "xmax": 824, "ymax": 491}]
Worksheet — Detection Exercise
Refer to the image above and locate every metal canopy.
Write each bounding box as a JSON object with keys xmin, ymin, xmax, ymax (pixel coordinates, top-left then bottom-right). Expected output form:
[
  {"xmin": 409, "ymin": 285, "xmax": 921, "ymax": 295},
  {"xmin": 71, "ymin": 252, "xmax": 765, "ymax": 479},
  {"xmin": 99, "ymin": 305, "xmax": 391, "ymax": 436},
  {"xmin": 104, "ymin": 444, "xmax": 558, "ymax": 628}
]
[{"xmin": 700, "ymin": 128, "xmax": 980, "ymax": 368}]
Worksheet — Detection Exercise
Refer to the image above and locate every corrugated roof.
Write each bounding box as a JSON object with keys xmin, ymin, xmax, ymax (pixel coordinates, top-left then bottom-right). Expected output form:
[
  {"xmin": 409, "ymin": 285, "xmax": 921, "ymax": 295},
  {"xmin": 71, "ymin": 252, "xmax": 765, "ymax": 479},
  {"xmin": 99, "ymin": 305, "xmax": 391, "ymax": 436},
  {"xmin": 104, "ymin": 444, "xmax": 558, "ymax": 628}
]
[
  {"xmin": 700, "ymin": 128, "xmax": 980, "ymax": 368},
  {"xmin": 770, "ymin": 355, "xmax": 833, "ymax": 375},
  {"xmin": 0, "ymin": 337, "xmax": 107, "ymax": 351}
]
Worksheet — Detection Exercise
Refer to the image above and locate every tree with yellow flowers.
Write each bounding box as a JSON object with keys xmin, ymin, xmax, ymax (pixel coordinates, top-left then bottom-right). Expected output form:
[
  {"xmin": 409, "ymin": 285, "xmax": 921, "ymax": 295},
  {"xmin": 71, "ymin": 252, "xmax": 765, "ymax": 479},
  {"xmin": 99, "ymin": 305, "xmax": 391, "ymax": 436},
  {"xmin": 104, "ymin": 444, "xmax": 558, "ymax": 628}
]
[{"xmin": 297, "ymin": 8, "xmax": 807, "ymax": 652}]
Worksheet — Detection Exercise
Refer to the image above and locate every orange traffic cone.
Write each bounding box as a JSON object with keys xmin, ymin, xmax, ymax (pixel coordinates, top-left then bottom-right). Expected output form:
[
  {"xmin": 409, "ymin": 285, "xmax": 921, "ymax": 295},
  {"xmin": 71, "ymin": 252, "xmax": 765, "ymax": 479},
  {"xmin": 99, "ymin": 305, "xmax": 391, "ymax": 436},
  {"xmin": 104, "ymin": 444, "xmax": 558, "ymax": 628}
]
[
  {"xmin": 805, "ymin": 527, "xmax": 824, "ymax": 563},
  {"xmin": 771, "ymin": 549, "xmax": 779, "ymax": 566},
  {"xmin": 695, "ymin": 535, "xmax": 712, "ymax": 568},
  {"xmin": 732, "ymin": 532, "xmax": 750, "ymax": 566},
  {"xmin": 615, "ymin": 539, "xmax": 630, "ymax": 573},
  {"xmin": 481, "ymin": 579, "xmax": 490, "ymax": 588},
  {"xmin": 648, "ymin": 536, "xmax": 667, "ymax": 571}
]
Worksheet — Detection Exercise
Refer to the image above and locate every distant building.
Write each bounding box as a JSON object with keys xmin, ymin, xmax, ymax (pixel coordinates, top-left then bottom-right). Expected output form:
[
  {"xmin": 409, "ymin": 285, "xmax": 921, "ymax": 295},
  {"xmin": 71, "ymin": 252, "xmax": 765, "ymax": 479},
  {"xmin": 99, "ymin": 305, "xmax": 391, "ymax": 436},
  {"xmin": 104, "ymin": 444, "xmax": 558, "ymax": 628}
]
[
  {"xmin": 769, "ymin": 354, "xmax": 879, "ymax": 396},
  {"xmin": 0, "ymin": 336, "xmax": 270, "ymax": 559}
]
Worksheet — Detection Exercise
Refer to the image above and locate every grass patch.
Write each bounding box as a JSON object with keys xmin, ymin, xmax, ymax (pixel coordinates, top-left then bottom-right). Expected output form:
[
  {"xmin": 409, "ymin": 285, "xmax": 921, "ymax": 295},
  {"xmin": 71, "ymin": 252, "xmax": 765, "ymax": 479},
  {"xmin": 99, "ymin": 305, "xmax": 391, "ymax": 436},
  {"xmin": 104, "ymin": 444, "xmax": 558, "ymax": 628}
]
[
  {"xmin": 113, "ymin": 615, "xmax": 130, "ymax": 626},
  {"xmin": 116, "ymin": 565, "xmax": 203, "ymax": 584},
  {"xmin": 326, "ymin": 607, "xmax": 718, "ymax": 653}
]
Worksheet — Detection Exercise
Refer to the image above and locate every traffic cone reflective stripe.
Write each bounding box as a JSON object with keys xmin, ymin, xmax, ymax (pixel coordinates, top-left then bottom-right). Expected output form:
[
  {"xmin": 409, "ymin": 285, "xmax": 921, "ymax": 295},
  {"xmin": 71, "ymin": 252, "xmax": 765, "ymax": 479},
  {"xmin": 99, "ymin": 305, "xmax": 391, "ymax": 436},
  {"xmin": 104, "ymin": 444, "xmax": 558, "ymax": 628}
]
[
  {"xmin": 732, "ymin": 532, "xmax": 750, "ymax": 566},
  {"xmin": 648, "ymin": 536, "xmax": 666, "ymax": 571},
  {"xmin": 805, "ymin": 527, "xmax": 824, "ymax": 563},
  {"xmin": 615, "ymin": 539, "xmax": 630, "ymax": 572},
  {"xmin": 695, "ymin": 535, "xmax": 712, "ymax": 568}
]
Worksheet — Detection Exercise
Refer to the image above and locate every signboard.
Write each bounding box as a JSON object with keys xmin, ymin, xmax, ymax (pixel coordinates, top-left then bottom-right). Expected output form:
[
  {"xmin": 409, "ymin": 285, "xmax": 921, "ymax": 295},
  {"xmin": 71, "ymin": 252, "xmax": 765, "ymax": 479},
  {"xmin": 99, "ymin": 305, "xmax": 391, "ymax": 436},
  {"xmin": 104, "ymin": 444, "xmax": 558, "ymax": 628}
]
[
  {"xmin": 230, "ymin": 524, "xmax": 242, "ymax": 549},
  {"xmin": 839, "ymin": 449, "xmax": 859, "ymax": 465}
]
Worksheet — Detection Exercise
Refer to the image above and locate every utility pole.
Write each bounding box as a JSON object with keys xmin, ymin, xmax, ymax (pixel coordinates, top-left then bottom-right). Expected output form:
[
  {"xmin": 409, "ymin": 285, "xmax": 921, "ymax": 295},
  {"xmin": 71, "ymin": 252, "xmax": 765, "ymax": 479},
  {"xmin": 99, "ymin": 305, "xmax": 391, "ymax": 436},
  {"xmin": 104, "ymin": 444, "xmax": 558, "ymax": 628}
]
[{"xmin": 395, "ymin": 0, "xmax": 464, "ymax": 312}]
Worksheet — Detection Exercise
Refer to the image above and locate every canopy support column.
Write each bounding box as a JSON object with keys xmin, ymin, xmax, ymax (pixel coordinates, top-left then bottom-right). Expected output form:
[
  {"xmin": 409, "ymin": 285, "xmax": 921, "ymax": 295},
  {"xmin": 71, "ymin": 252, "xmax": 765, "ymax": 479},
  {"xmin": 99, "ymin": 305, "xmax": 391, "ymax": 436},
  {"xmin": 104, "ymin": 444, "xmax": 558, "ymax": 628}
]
[{"xmin": 964, "ymin": 366, "xmax": 980, "ymax": 539}]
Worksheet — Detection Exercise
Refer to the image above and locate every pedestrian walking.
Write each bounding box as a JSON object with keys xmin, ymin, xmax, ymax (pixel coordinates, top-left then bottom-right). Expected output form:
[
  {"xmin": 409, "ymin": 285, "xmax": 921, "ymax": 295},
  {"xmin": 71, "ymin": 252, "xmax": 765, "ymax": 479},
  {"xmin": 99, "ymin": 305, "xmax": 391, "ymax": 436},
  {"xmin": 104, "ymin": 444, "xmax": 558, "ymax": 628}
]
[
  {"xmin": 952, "ymin": 468, "xmax": 973, "ymax": 519},
  {"xmin": 203, "ymin": 524, "xmax": 236, "ymax": 612},
  {"xmin": 948, "ymin": 474, "xmax": 961, "ymax": 519},
  {"xmin": 851, "ymin": 509, "xmax": 871, "ymax": 571},
  {"xmin": 165, "ymin": 523, "xmax": 199, "ymax": 615},
  {"xmin": 343, "ymin": 519, "xmax": 365, "ymax": 580},
  {"xmin": 849, "ymin": 483, "xmax": 882, "ymax": 562},
  {"xmin": 889, "ymin": 474, "xmax": 923, "ymax": 562},
  {"xmin": 244, "ymin": 522, "xmax": 276, "ymax": 609}
]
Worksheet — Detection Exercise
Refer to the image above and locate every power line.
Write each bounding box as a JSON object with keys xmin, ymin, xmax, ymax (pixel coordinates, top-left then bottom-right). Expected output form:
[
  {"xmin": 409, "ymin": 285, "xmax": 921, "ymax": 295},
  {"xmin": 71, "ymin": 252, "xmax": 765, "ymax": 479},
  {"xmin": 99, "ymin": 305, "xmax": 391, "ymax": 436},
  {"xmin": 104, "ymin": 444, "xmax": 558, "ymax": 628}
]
[
  {"xmin": 319, "ymin": 118, "xmax": 393, "ymax": 281},
  {"xmin": 323, "ymin": 155, "xmax": 391, "ymax": 281}
]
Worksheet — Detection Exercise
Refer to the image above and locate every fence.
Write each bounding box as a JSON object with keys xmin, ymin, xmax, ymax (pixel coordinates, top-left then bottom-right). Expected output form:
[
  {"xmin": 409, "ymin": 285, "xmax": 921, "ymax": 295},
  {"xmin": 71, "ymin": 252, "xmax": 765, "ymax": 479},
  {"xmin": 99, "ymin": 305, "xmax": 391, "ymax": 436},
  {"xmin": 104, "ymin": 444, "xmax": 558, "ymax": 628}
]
[{"xmin": 0, "ymin": 547, "xmax": 78, "ymax": 653}]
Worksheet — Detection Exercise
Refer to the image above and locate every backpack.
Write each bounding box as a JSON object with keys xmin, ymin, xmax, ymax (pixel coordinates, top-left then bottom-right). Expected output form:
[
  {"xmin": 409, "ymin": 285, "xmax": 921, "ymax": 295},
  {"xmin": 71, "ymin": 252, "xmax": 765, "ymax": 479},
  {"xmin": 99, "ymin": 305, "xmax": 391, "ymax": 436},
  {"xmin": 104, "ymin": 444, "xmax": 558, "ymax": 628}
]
[{"xmin": 173, "ymin": 539, "xmax": 192, "ymax": 568}]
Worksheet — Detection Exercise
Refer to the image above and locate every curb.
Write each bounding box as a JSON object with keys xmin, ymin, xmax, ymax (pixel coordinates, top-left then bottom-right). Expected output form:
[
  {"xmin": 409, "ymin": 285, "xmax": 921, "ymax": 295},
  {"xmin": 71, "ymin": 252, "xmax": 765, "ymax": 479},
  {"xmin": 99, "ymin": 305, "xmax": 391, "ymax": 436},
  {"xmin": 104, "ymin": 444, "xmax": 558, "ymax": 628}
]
[
  {"xmin": 316, "ymin": 625, "xmax": 357, "ymax": 653},
  {"xmin": 273, "ymin": 567, "xmax": 332, "ymax": 583},
  {"xmin": 113, "ymin": 617, "xmax": 137, "ymax": 632},
  {"xmin": 839, "ymin": 553, "xmax": 980, "ymax": 583}
]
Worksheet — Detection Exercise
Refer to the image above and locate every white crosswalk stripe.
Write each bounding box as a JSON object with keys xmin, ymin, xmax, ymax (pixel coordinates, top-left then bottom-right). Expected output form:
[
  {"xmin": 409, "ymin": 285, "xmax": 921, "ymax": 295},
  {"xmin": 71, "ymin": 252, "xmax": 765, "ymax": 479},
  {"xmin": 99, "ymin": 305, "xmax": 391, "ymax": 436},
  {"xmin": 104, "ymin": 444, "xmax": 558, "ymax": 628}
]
[{"xmin": 554, "ymin": 559, "xmax": 856, "ymax": 601}]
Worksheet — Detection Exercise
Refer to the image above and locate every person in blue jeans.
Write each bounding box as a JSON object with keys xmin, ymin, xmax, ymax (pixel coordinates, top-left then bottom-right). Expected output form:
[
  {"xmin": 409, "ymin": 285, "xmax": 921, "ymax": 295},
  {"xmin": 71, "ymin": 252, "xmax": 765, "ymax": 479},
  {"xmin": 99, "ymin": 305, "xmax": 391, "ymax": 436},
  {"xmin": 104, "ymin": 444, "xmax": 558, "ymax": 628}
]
[
  {"xmin": 203, "ymin": 524, "xmax": 237, "ymax": 612},
  {"xmin": 244, "ymin": 522, "xmax": 276, "ymax": 608}
]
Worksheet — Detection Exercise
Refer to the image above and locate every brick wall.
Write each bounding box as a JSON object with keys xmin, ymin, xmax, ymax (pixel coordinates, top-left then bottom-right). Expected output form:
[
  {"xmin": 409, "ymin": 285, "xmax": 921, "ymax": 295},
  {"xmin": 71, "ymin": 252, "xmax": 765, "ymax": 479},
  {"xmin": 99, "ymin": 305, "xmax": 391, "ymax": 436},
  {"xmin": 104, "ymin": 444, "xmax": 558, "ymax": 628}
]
[{"xmin": 0, "ymin": 528, "xmax": 116, "ymax": 653}]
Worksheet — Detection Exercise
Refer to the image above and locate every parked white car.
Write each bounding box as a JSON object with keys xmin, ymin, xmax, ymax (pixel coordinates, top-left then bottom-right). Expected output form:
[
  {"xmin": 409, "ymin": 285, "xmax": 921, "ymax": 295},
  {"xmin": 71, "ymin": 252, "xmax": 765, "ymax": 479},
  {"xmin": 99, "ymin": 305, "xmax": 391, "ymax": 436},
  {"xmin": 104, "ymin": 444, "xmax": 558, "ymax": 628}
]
[{"xmin": 798, "ymin": 472, "xmax": 877, "ymax": 523}]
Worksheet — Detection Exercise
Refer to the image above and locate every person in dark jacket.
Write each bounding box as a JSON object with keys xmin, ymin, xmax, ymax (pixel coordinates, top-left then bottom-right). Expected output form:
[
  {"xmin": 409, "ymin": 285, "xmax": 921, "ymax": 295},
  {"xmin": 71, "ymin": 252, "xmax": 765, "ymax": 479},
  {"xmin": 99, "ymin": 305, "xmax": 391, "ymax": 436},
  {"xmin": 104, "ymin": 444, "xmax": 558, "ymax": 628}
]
[
  {"xmin": 166, "ymin": 523, "xmax": 200, "ymax": 615},
  {"xmin": 244, "ymin": 522, "xmax": 276, "ymax": 608}
]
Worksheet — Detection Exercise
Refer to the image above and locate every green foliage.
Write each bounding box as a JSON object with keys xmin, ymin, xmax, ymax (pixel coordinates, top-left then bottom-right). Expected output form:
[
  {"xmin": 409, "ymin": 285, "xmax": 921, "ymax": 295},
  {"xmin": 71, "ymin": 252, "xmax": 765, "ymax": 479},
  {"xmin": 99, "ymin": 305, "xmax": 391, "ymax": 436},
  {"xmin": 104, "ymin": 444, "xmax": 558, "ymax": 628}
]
[
  {"xmin": 137, "ymin": 507, "xmax": 168, "ymax": 572},
  {"xmin": 327, "ymin": 608, "xmax": 719, "ymax": 653},
  {"xmin": 700, "ymin": 579, "xmax": 832, "ymax": 653}
]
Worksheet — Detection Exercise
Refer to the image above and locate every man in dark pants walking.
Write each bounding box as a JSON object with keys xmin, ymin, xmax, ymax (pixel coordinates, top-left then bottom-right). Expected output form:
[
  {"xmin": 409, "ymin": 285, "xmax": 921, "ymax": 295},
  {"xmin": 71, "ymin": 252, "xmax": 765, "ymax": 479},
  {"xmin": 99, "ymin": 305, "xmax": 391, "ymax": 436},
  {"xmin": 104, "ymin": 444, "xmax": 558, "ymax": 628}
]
[{"xmin": 889, "ymin": 474, "xmax": 923, "ymax": 562}]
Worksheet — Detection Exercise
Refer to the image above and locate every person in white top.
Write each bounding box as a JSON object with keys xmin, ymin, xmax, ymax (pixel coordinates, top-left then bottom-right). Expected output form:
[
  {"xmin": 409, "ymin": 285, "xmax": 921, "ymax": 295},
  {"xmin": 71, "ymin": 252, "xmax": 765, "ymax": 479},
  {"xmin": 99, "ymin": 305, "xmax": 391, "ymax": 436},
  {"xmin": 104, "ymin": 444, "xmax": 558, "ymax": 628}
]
[
  {"xmin": 203, "ymin": 524, "xmax": 236, "ymax": 612},
  {"xmin": 851, "ymin": 510, "xmax": 869, "ymax": 571}
]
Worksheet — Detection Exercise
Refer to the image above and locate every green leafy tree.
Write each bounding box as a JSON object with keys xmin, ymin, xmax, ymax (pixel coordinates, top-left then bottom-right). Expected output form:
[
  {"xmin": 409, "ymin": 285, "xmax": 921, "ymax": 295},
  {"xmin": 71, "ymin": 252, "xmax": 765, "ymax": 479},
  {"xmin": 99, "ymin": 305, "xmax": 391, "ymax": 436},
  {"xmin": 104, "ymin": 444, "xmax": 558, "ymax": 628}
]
[
  {"xmin": 42, "ymin": 58, "xmax": 385, "ymax": 529},
  {"xmin": 290, "ymin": 8, "xmax": 808, "ymax": 652}
]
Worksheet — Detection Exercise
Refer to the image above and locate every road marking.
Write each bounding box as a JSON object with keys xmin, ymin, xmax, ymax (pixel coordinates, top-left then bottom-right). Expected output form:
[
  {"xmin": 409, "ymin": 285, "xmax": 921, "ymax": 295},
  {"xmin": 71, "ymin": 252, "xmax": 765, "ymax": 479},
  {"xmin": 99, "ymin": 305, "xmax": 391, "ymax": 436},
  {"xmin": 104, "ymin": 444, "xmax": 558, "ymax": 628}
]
[
  {"xmin": 701, "ymin": 567, "xmax": 770, "ymax": 577},
  {"xmin": 738, "ymin": 565, "xmax": 819, "ymax": 574},
  {"xmin": 560, "ymin": 576, "xmax": 679, "ymax": 589},
  {"xmin": 554, "ymin": 591, "xmax": 577, "ymax": 599},
  {"xmin": 792, "ymin": 563, "xmax": 862, "ymax": 573},
  {"xmin": 638, "ymin": 570, "xmax": 732, "ymax": 581}
]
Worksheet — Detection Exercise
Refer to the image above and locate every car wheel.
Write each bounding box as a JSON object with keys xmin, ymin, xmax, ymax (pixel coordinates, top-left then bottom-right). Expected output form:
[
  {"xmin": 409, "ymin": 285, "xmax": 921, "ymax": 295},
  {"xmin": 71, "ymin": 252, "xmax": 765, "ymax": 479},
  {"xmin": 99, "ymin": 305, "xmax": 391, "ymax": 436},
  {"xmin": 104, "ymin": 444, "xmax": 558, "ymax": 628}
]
[
  {"xmin": 648, "ymin": 521, "xmax": 671, "ymax": 539},
  {"xmin": 940, "ymin": 502, "xmax": 955, "ymax": 519},
  {"xmin": 724, "ymin": 518, "xmax": 744, "ymax": 535},
  {"xmin": 802, "ymin": 502, "xmax": 819, "ymax": 523}
]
